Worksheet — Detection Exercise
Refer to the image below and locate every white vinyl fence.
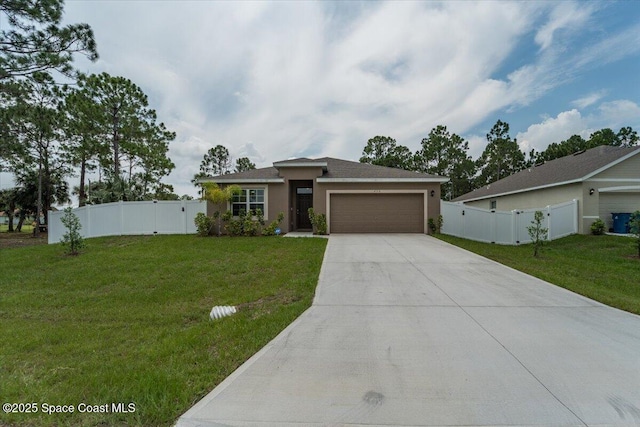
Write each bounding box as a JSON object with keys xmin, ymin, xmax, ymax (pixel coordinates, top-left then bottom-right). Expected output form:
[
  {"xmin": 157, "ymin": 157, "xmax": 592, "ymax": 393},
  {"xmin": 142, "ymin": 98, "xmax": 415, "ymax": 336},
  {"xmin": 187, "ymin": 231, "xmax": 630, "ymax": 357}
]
[
  {"xmin": 48, "ymin": 200, "xmax": 206, "ymax": 244},
  {"xmin": 441, "ymin": 199, "xmax": 578, "ymax": 245}
]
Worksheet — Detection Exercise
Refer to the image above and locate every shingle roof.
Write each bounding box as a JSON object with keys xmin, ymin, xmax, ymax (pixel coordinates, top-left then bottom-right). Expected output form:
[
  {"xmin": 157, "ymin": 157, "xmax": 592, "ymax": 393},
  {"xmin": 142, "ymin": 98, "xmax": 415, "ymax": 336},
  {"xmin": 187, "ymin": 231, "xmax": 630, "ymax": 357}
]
[
  {"xmin": 200, "ymin": 157, "xmax": 448, "ymax": 182},
  {"xmin": 454, "ymin": 145, "xmax": 640, "ymax": 202}
]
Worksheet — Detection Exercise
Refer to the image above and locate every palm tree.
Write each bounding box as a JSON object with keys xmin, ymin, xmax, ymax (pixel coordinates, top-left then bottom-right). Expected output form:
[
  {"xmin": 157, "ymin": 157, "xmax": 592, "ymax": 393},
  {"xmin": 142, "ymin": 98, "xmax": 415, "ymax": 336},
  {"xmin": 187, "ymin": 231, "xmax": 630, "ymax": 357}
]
[{"xmin": 201, "ymin": 182, "xmax": 241, "ymax": 236}]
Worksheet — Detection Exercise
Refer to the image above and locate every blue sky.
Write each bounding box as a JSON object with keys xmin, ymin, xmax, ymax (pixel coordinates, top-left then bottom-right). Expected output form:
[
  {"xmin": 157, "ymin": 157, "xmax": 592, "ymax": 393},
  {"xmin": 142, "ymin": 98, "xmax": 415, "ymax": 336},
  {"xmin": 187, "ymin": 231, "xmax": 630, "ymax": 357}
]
[{"xmin": 2, "ymin": 1, "xmax": 639, "ymax": 199}]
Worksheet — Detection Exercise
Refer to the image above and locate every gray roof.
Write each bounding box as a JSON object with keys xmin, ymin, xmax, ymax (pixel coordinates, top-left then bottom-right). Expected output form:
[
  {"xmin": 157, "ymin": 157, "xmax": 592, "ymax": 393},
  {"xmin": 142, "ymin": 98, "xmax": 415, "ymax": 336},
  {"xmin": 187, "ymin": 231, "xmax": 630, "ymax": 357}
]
[
  {"xmin": 201, "ymin": 157, "xmax": 447, "ymax": 182},
  {"xmin": 454, "ymin": 145, "xmax": 640, "ymax": 202}
]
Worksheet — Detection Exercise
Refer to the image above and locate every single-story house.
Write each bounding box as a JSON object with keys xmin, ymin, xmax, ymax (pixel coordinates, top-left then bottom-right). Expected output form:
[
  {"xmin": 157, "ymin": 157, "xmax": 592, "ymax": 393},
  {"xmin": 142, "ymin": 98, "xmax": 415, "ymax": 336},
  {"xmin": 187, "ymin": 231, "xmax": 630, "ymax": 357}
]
[
  {"xmin": 200, "ymin": 157, "xmax": 448, "ymax": 234},
  {"xmin": 453, "ymin": 145, "xmax": 640, "ymax": 234}
]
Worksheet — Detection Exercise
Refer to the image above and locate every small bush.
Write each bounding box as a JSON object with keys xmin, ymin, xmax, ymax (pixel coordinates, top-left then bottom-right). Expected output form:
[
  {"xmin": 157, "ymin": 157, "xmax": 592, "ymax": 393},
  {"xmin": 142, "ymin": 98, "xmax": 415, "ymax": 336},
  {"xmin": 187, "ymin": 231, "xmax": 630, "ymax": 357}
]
[
  {"xmin": 527, "ymin": 210, "xmax": 548, "ymax": 257},
  {"xmin": 60, "ymin": 207, "xmax": 85, "ymax": 255},
  {"xmin": 194, "ymin": 212, "xmax": 214, "ymax": 236},
  {"xmin": 428, "ymin": 215, "xmax": 444, "ymax": 234},
  {"xmin": 263, "ymin": 212, "xmax": 285, "ymax": 236},
  {"xmin": 590, "ymin": 218, "xmax": 606, "ymax": 235},
  {"xmin": 224, "ymin": 209, "xmax": 265, "ymax": 237},
  {"xmin": 308, "ymin": 208, "xmax": 327, "ymax": 235}
]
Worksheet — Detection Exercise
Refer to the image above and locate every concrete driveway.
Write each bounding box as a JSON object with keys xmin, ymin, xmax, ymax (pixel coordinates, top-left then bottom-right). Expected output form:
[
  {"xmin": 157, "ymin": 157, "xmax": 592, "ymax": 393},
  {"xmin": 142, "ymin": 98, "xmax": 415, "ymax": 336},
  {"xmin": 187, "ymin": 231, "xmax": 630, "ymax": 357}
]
[{"xmin": 177, "ymin": 234, "xmax": 640, "ymax": 427}]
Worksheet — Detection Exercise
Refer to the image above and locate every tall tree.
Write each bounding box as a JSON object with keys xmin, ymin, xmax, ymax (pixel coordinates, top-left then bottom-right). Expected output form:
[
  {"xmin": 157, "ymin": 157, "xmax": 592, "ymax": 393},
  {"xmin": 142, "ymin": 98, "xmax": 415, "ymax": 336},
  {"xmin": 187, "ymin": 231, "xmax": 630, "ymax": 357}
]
[
  {"xmin": 532, "ymin": 126, "xmax": 639, "ymax": 164},
  {"xmin": 0, "ymin": 0, "xmax": 97, "ymax": 80},
  {"xmin": 60, "ymin": 84, "xmax": 104, "ymax": 206},
  {"xmin": 199, "ymin": 145, "xmax": 232, "ymax": 176},
  {"xmin": 414, "ymin": 125, "xmax": 476, "ymax": 200},
  {"xmin": 0, "ymin": 188, "xmax": 17, "ymax": 231},
  {"xmin": 360, "ymin": 135, "xmax": 413, "ymax": 170},
  {"xmin": 587, "ymin": 128, "xmax": 617, "ymax": 147},
  {"xmin": 616, "ymin": 126, "xmax": 638, "ymax": 147},
  {"xmin": 476, "ymin": 120, "xmax": 525, "ymax": 186},
  {"xmin": 70, "ymin": 72, "xmax": 175, "ymax": 198},
  {"xmin": 4, "ymin": 72, "xmax": 68, "ymax": 229},
  {"xmin": 235, "ymin": 156, "xmax": 256, "ymax": 173}
]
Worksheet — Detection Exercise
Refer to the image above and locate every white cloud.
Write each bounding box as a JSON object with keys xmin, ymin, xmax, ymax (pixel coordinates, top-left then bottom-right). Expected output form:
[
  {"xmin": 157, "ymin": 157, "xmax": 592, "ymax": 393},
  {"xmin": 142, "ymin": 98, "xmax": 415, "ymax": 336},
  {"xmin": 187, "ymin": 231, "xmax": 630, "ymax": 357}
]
[
  {"xmin": 535, "ymin": 2, "xmax": 594, "ymax": 51},
  {"xmin": 572, "ymin": 91, "xmax": 607, "ymax": 109},
  {"xmin": 516, "ymin": 109, "xmax": 589, "ymax": 153},
  {"xmin": 596, "ymin": 100, "xmax": 640, "ymax": 128},
  {"xmin": 54, "ymin": 1, "xmax": 639, "ymax": 200},
  {"xmin": 515, "ymin": 100, "xmax": 640, "ymax": 153}
]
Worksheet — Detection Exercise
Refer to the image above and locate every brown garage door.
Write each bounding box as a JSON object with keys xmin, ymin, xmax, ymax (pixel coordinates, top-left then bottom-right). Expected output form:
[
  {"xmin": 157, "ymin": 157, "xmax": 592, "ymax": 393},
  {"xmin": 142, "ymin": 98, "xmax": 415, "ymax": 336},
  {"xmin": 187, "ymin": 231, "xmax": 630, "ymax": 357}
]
[{"xmin": 330, "ymin": 193, "xmax": 424, "ymax": 233}]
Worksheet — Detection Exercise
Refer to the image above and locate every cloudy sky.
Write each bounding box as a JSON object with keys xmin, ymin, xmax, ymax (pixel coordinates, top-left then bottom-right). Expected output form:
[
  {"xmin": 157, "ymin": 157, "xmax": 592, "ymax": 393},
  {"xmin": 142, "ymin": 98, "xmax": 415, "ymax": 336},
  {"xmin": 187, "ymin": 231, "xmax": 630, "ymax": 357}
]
[{"xmin": 2, "ymin": 1, "xmax": 639, "ymax": 198}]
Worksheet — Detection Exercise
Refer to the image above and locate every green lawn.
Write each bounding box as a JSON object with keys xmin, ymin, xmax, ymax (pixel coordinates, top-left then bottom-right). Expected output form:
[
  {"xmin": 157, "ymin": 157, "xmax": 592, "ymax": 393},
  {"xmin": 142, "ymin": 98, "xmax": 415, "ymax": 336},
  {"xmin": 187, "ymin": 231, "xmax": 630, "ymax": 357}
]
[
  {"xmin": 0, "ymin": 235, "xmax": 327, "ymax": 427},
  {"xmin": 0, "ymin": 223, "xmax": 34, "ymax": 233},
  {"xmin": 436, "ymin": 233, "xmax": 640, "ymax": 315}
]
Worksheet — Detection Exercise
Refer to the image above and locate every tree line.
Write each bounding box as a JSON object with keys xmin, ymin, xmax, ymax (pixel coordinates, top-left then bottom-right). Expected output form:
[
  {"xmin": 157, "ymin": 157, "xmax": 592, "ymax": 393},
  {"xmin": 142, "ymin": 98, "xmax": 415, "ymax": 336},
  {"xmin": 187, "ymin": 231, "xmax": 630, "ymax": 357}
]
[
  {"xmin": 360, "ymin": 120, "xmax": 638, "ymax": 200},
  {"xmin": 0, "ymin": 0, "xmax": 179, "ymax": 233},
  {"xmin": 191, "ymin": 144, "xmax": 256, "ymax": 187}
]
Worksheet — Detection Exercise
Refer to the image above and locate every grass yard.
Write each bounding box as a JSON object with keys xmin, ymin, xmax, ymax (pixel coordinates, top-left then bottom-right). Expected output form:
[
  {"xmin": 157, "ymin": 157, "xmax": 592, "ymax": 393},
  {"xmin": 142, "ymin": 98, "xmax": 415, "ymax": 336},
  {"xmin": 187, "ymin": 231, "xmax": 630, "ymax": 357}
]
[
  {"xmin": 436, "ymin": 233, "xmax": 640, "ymax": 315},
  {"xmin": 0, "ymin": 235, "xmax": 327, "ymax": 427}
]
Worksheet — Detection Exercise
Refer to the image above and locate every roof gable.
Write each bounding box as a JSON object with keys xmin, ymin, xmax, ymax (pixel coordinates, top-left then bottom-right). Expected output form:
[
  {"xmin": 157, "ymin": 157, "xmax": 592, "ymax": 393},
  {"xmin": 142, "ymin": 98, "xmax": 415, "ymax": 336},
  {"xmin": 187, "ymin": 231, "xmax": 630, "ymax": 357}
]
[{"xmin": 454, "ymin": 145, "xmax": 640, "ymax": 202}]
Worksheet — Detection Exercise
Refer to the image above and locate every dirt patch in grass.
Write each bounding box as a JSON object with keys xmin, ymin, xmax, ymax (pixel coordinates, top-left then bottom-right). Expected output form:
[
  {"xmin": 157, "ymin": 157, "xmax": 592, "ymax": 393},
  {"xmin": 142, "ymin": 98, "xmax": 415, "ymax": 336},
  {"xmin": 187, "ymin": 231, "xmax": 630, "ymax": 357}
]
[{"xmin": 0, "ymin": 232, "xmax": 47, "ymax": 249}]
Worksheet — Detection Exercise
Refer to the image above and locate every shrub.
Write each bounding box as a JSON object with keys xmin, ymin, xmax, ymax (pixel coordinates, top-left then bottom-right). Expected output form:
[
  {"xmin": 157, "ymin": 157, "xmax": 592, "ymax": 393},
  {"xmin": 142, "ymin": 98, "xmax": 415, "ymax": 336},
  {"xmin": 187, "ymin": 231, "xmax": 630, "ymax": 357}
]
[
  {"xmin": 308, "ymin": 208, "xmax": 327, "ymax": 235},
  {"xmin": 243, "ymin": 209, "xmax": 265, "ymax": 237},
  {"xmin": 60, "ymin": 207, "xmax": 85, "ymax": 255},
  {"xmin": 590, "ymin": 218, "xmax": 606, "ymax": 235},
  {"xmin": 263, "ymin": 212, "xmax": 285, "ymax": 236},
  {"xmin": 527, "ymin": 210, "xmax": 548, "ymax": 257},
  {"xmin": 428, "ymin": 215, "xmax": 444, "ymax": 234},
  {"xmin": 194, "ymin": 212, "xmax": 214, "ymax": 237},
  {"xmin": 223, "ymin": 209, "xmax": 265, "ymax": 237}
]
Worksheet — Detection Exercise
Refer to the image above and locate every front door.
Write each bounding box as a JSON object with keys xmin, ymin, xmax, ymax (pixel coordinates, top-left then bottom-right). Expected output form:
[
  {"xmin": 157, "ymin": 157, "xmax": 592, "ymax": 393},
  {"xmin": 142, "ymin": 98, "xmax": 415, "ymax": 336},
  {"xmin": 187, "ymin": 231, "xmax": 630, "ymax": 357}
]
[{"xmin": 296, "ymin": 194, "xmax": 313, "ymax": 230}]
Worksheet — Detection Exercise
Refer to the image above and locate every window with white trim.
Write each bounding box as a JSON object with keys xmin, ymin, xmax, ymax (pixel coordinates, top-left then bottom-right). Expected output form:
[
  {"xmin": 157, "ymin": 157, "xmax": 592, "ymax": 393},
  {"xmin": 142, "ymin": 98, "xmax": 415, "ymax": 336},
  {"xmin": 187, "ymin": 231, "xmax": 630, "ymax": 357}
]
[{"xmin": 231, "ymin": 189, "xmax": 265, "ymax": 216}]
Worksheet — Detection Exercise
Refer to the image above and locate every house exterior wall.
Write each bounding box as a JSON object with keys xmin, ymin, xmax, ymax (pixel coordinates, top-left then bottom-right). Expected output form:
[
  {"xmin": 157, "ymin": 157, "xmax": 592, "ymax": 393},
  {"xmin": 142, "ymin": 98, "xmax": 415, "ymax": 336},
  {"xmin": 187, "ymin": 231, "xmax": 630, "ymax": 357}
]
[
  {"xmin": 210, "ymin": 180, "xmax": 442, "ymax": 234},
  {"xmin": 462, "ymin": 183, "xmax": 586, "ymax": 232},
  {"xmin": 598, "ymin": 193, "xmax": 640, "ymax": 231},
  {"xmin": 591, "ymin": 152, "xmax": 640, "ymax": 180},
  {"xmin": 463, "ymin": 184, "xmax": 582, "ymax": 211},
  {"xmin": 586, "ymin": 154, "xmax": 640, "ymax": 231}
]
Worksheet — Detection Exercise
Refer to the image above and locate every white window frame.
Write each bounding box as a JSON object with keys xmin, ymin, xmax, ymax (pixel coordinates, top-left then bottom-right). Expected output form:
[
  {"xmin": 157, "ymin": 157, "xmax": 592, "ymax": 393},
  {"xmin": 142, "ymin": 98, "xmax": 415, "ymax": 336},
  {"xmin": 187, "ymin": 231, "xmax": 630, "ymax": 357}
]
[{"xmin": 229, "ymin": 187, "xmax": 268, "ymax": 219}]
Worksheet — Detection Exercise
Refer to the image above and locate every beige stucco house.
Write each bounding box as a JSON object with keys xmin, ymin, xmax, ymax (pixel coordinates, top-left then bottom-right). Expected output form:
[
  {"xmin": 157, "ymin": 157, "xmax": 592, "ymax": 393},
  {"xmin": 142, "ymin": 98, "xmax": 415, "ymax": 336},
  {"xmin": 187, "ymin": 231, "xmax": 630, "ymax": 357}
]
[
  {"xmin": 200, "ymin": 157, "xmax": 448, "ymax": 234},
  {"xmin": 454, "ymin": 145, "xmax": 640, "ymax": 234}
]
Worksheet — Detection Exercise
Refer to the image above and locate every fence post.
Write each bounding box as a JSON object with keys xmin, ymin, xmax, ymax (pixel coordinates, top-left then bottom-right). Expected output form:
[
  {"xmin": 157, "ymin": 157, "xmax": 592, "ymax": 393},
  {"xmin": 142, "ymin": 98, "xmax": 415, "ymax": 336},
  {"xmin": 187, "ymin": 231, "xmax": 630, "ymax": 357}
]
[
  {"xmin": 546, "ymin": 205, "xmax": 552, "ymax": 241},
  {"xmin": 510, "ymin": 210, "xmax": 514, "ymax": 245},
  {"xmin": 87, "ymin": 204, "xmax": 92, "ymax": 237},
  {"xmin": 490, "ymin": 209, "xmax": 496, "ymax": 244},
  {"xmin": 182, "ymin": 200, "xmax": 187, "ymax": 234},
  {"xmin": 120, "ymin": 201, "xmax": 124, "ymax": 236}
]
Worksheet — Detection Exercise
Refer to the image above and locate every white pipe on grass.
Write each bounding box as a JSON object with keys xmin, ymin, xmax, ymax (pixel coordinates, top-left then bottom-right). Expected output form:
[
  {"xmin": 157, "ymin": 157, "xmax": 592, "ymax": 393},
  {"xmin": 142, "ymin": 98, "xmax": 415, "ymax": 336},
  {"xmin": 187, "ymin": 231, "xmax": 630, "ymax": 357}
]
[{"xmin": 209, "ymin": 305, "xmax": 237, "ymax": 320}]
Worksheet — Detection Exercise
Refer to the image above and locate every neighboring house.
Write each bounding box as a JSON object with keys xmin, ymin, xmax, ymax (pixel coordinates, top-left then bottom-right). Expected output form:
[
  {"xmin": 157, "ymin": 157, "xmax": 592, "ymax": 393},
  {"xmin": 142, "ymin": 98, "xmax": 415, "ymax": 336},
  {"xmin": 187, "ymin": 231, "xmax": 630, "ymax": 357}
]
[
  {"xmin": 454, "ymin": 145, "xmax": 640, "ymax": 234},
  {"xmin": 200, "ymin": 157, "xmax": 448, "ymax": 234}
]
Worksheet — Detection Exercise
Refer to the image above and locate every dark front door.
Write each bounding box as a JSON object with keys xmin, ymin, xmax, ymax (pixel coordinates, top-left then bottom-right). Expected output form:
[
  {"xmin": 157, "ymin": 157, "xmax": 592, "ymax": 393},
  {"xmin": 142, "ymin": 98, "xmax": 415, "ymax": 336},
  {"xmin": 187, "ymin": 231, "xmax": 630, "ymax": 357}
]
[{"xmin": 296, "ymin": 194, "xmax": 313, "ymax": 230}]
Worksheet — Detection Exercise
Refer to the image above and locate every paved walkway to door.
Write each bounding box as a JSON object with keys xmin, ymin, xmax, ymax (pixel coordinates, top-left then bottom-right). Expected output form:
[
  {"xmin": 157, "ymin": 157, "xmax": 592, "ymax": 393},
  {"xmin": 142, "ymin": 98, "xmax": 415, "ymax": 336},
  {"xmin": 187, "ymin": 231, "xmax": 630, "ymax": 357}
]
[{"xmin": 177, "ymin": 234, "xmax": 640, "ymax": 427}]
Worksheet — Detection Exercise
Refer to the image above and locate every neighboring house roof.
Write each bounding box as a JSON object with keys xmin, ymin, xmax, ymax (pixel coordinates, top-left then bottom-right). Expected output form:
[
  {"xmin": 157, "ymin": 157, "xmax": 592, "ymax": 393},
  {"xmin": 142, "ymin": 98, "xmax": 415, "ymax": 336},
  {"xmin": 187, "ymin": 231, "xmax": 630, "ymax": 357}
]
[
  {"xmin": 201, "ymin": 157, "xmax": 448, "ymax": 184},
  {"xmin": 454, "ymin": 145, "xmax": 640, "ymax": 202}
]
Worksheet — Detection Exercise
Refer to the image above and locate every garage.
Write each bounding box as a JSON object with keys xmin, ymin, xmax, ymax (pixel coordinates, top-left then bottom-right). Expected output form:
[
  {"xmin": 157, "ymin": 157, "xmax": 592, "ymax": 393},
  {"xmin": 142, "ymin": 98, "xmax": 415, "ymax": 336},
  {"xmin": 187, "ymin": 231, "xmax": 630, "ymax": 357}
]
[
  {"xmin": 329, "ymin": 193, "xmax": 425, "ymax": 233},
  {"xmin": 598, "ymin": 190, "xmax": 640, "ymax": 231}
]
